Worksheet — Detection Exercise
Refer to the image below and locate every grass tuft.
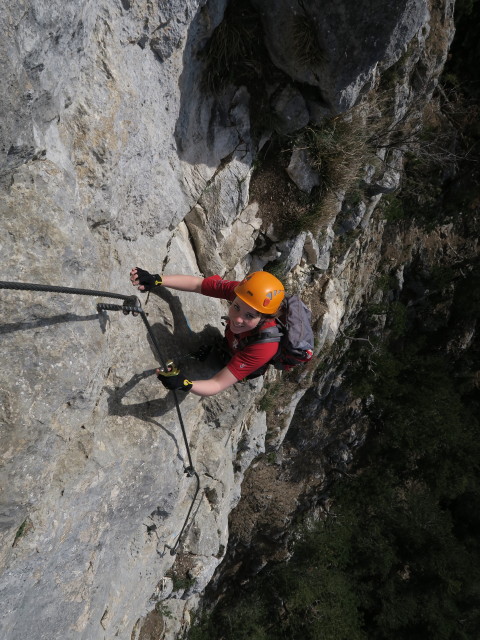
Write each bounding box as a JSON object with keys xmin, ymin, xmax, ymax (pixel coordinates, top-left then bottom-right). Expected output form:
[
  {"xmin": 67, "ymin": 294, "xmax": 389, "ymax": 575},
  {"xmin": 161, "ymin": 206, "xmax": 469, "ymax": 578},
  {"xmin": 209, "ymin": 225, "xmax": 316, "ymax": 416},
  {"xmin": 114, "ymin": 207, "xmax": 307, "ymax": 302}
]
[{"xmin": 292, "ymin": 12, "xmax": 325, "ymax": 68}]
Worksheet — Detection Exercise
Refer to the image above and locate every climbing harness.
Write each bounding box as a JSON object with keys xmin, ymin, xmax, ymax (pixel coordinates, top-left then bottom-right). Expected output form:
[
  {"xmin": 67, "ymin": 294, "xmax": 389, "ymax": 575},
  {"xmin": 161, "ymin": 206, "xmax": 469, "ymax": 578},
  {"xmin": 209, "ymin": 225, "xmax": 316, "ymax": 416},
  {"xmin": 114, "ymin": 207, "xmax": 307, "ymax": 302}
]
[{"xmin": 0, "ymin": 280, "xmax": 199, "ymax": 555}]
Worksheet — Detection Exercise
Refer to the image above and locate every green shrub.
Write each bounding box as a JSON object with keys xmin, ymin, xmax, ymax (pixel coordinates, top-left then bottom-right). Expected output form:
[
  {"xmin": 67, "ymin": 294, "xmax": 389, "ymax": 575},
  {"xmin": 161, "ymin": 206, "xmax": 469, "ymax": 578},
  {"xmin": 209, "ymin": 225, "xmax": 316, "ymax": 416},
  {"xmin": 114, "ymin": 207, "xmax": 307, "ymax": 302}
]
[
  {"xmin": 388, "ymin": 300, "xmax": 408, "ymax": 337},
  {"xmin": 381, "ymin": 194, "xmax": 405, "ymax": 222}
]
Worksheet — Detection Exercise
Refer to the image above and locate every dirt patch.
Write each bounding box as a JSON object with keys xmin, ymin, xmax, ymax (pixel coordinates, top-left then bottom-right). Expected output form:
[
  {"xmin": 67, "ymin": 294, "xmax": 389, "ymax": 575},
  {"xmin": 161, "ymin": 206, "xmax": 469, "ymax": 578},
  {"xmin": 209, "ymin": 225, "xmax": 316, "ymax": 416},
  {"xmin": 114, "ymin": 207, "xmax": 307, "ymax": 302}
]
[
  {"xmin": 137, "ymin": 609, "xmax": 165, "ymax": 640},
  {"xmin": 229, "ymin": 461, "xmax": 304, "ymax": 548},
  {"xmin": 165, "ymin": 551, "xmax": 197, "ymax": 591},
  {"xmin": 249, "ymin": 141, "xmax": 316, "ymax": 237}
]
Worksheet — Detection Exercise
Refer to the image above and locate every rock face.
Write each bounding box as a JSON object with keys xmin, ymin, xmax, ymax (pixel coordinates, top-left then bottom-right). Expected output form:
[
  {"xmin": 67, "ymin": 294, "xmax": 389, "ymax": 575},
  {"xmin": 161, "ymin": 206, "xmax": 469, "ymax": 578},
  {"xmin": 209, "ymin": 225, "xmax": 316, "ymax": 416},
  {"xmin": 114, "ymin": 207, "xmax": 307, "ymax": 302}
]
[
  {"xmin": 252, "ymin": 0, "xmax": 431, "ymax": 111},
  {"xmin": 0, "ymin": 1, "xmax": 454, "ymax": 639}
]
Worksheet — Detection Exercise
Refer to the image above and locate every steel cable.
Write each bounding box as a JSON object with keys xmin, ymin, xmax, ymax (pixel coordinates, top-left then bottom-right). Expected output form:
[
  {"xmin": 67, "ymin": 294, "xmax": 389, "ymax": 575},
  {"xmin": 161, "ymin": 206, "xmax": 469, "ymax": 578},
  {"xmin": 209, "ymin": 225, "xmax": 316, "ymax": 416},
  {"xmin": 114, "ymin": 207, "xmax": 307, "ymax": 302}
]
[{"xmin": 0, "ymin": 280, "xmax": 132, "ymax": 300}]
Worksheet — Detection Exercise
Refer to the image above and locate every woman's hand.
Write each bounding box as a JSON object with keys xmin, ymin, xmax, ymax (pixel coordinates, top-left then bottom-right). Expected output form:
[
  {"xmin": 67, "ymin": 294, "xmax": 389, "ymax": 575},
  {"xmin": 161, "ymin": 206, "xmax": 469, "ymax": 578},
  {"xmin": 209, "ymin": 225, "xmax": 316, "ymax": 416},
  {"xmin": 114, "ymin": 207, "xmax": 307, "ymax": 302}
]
[
  {"xmin": 157, "ymin": 363, "xmax": 193, "ymax": 392},
  {"xmin": 130, "ymin": 267, "xmax": 163, "ymax": 291}
]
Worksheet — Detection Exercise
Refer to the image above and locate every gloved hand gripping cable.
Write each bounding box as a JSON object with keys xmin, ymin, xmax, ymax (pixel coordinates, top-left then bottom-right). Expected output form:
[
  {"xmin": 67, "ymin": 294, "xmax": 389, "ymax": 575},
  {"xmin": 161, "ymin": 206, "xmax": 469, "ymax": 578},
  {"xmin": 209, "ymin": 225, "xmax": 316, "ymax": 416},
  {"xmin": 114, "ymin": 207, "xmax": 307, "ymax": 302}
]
[{"xmin": 157, "ymin": 360, "xmax": 193, "ymax": 392}]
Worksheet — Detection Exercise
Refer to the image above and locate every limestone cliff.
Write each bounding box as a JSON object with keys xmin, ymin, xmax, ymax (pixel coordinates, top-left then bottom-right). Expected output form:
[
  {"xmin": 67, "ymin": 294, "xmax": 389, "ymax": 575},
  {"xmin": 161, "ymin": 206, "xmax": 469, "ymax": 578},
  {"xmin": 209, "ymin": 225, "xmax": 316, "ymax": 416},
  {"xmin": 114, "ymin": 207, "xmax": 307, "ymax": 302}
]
[{"xmin": 0, "ymin": 1, "xmax": 455, "ymax": 638}]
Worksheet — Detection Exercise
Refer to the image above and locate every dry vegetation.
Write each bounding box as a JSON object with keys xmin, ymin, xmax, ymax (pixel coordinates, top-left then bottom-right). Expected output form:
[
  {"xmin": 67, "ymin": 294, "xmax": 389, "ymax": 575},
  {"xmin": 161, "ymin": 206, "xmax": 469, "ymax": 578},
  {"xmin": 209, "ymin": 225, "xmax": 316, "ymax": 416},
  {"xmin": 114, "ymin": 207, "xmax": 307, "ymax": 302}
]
[
  {"xmin": 250, "ymin": 97, "xmax": 389, "ymax": 238},
  {"xmin": 249, "ymin": 141, "xmax": 318, "ymax": 238}
]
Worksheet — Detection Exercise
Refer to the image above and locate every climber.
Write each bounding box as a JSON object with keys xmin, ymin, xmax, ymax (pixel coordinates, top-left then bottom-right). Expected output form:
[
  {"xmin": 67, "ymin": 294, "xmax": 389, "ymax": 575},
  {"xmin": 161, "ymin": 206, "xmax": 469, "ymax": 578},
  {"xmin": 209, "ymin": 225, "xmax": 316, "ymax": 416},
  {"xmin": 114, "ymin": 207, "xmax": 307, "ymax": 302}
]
[{"xmin": 129, "ymin": 267, "xmax": 285, "ymax": 397}]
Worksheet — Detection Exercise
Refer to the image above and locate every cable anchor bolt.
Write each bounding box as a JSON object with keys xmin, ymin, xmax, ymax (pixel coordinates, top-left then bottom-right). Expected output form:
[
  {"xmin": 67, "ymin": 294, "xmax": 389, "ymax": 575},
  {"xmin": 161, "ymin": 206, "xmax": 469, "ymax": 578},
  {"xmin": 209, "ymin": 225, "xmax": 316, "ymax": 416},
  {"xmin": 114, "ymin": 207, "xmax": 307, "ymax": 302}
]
[{"xmin": 122, "ymin": 295, "xmax": 141, "ymax": 315}]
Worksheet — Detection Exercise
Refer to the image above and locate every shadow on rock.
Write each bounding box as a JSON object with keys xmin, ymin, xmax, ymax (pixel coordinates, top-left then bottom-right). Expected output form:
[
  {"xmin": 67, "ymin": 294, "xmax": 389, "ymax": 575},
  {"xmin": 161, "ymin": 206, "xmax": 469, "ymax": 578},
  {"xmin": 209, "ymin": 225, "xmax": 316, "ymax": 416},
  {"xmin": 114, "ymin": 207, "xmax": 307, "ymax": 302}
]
[
  {"xmin": 0, "ymin": 312, "xmax": 106, "ymax": 335},
  {"xmin": 103, "ymin": 369, "xmax": 187, "ymax": 464},
  {"xmin": 104, "ymin": 287, "xmax": 226, "ymax": 433},
  {"xmin": 143, "ymin": 287, "xmax": 226, "ymax": 379}
]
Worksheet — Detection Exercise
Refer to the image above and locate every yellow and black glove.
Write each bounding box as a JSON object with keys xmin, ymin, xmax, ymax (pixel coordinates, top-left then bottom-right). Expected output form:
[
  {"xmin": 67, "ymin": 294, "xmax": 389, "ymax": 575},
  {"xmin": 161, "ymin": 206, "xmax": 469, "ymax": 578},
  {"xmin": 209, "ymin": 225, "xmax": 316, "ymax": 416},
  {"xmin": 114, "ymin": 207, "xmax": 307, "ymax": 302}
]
[
  {"xmin": 135, "ymin": 267, "xmax": 163, "ymax": 291},
  {"xmin": 157, "ymin": 361, "xmax": 193, "ymax": 392}
]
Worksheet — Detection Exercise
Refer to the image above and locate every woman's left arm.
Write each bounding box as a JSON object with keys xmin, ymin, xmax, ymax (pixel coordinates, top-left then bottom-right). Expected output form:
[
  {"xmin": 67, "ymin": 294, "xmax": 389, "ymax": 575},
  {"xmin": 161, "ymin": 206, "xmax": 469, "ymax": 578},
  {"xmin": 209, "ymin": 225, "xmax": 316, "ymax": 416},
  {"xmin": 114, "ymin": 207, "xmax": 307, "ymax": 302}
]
[
  {"xmin": 157, "ymin": 366, "xmax": 238, "ymax": 397},
  {"xmin": 190, "ymin": 367, "xmax": 238, "ymax": 397}
]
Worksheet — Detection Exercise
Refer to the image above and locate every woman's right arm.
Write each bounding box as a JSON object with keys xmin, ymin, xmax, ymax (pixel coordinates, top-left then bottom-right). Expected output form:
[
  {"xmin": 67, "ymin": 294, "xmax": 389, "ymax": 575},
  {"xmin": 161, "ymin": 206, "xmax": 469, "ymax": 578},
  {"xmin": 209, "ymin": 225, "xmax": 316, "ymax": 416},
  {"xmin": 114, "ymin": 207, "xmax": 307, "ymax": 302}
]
[{"xmin": 161, "ymin": 274, "xmax": 204, "ymax": 293}]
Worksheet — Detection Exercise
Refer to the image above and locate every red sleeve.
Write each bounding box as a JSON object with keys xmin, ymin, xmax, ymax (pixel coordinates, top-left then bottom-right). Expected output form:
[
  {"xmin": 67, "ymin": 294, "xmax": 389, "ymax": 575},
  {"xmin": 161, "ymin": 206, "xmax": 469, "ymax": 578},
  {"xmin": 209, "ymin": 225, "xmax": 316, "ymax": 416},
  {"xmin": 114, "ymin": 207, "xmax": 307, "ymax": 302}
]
[
  {"xmin": 201, "ymin": 275, "xmax": 239, "ymax": 302},
  {"xmin": 227, "ymin": 342, "xmax": 279, "ymax": 381}
]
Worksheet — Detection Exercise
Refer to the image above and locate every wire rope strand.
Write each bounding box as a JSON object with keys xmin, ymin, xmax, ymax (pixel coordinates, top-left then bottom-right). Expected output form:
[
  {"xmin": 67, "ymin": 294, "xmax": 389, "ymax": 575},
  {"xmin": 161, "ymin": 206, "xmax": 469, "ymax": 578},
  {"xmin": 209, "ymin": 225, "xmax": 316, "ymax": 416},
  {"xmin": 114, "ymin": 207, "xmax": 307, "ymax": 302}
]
[
  {"xmin": 0, "ymin": 281, "xmax": 131, "ymax": 301},
  {"xmin": 169, "ymin": 471, "xmax": 201, "ymax": 555},
  {"xmin": 138, "ymin": 310, "xmax": 196, "ymax": 472}
]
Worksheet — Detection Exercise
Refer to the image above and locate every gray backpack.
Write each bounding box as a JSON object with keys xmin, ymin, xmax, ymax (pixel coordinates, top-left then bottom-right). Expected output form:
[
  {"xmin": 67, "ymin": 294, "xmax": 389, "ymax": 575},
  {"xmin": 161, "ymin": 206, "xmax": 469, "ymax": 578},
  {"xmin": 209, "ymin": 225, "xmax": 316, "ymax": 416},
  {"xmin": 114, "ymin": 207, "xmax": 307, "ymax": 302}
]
[{"xmin": 240, "ymin": 295, "xmax": 314, "ymax": 370}]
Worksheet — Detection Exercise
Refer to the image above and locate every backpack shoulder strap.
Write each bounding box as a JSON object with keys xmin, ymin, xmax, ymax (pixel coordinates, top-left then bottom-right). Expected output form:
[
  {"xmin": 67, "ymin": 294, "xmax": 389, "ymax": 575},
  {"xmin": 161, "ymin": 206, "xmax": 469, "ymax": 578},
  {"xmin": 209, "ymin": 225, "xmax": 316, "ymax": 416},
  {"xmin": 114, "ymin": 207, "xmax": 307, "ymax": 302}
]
[
  {"xmin": 250, "ymin": 326, "xmax": 283, "ymax": 345},
  {"xmin": 238, "ymin": 323, "xmax": 283, "ymax": 349}
]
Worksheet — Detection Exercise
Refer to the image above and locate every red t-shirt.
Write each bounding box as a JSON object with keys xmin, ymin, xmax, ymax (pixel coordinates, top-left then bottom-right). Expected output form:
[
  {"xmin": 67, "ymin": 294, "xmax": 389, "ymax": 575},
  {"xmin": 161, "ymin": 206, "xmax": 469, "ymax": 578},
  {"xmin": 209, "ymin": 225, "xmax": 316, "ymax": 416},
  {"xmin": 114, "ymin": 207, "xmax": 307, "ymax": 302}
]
[{"xmin": 201, "ymin": 275, "xmax": 279, "ymax": 380}]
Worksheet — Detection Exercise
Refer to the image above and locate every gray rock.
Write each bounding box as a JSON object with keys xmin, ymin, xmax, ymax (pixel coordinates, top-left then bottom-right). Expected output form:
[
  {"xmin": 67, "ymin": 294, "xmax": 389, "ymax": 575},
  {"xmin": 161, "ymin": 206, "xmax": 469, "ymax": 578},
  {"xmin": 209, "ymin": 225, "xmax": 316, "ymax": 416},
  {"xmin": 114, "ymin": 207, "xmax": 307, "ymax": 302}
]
[
  {"xmin": 365, "ymin": 149, "xmax": 403, "ymax": 195},
  {"xmin": 0, "ymin": 1, "xmax": 256, "ymax": 638},
  {"xmin": 276, "ymin": 233, "xmax": 308, "ymax": 272},
  {"xmin": 340, "ymin": 201, "xmax": 368, "ymax": 233},
  {"xmin": 370, "ymin": 168, "xmax": 401, "ymax": 195},
  {"xmin": 271, "ymin": 84, "xmax": 310, "ymax": 133},
  {"xmin": 252, "ymin": 0, "xmax": 430, "ymax": 111},
  {"xmin": 360, "ymin": 194, "xmax": 383, "ymax": 229},
  {"xmin": 304, "ymin": 230, "xmax": 332, "ymax": 270},
  {"xmin": 286, "ymin": 148, "xmax": 321, "ymax": 194}
]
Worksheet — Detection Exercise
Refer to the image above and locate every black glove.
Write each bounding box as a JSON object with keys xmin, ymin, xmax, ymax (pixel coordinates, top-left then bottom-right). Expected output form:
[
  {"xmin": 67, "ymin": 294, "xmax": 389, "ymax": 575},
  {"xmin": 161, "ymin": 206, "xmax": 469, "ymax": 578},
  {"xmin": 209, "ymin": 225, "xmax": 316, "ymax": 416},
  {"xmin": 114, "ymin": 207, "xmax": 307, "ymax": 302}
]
[
  {"xmin": 157, "ymin": 362, "xmax": 193, "ymax": 392},
  {"xmin": 135, "ymin": 267, "xmax": 163, "ymax": 291}
]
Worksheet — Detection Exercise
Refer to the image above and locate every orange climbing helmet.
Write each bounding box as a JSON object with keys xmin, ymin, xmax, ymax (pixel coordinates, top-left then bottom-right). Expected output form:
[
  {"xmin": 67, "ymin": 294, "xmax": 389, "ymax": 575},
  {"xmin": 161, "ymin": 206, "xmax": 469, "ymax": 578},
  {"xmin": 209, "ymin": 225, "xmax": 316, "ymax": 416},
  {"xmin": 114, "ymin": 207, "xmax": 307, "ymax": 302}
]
[{"xmin": 234, "ymin": 271, "xmax": 285, "ymax": 314}]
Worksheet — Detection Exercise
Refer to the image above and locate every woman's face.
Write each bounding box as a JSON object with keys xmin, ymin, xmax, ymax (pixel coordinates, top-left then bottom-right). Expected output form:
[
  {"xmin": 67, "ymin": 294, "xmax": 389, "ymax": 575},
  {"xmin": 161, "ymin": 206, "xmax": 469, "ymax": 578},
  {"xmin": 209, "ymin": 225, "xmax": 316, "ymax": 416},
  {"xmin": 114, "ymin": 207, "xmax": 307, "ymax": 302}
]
[{"xmin": 228, "ymin": 297, "xmax": 262, "ymax": 334}]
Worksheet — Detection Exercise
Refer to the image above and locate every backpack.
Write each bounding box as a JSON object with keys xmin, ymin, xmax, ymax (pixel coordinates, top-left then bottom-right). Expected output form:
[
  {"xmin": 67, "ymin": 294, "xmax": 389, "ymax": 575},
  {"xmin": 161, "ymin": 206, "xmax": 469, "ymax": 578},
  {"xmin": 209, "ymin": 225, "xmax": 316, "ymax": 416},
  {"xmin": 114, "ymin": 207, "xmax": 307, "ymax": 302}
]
[{"xmin": 240, "ymin": 295, "xmax": 314, "ymax": 371}]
